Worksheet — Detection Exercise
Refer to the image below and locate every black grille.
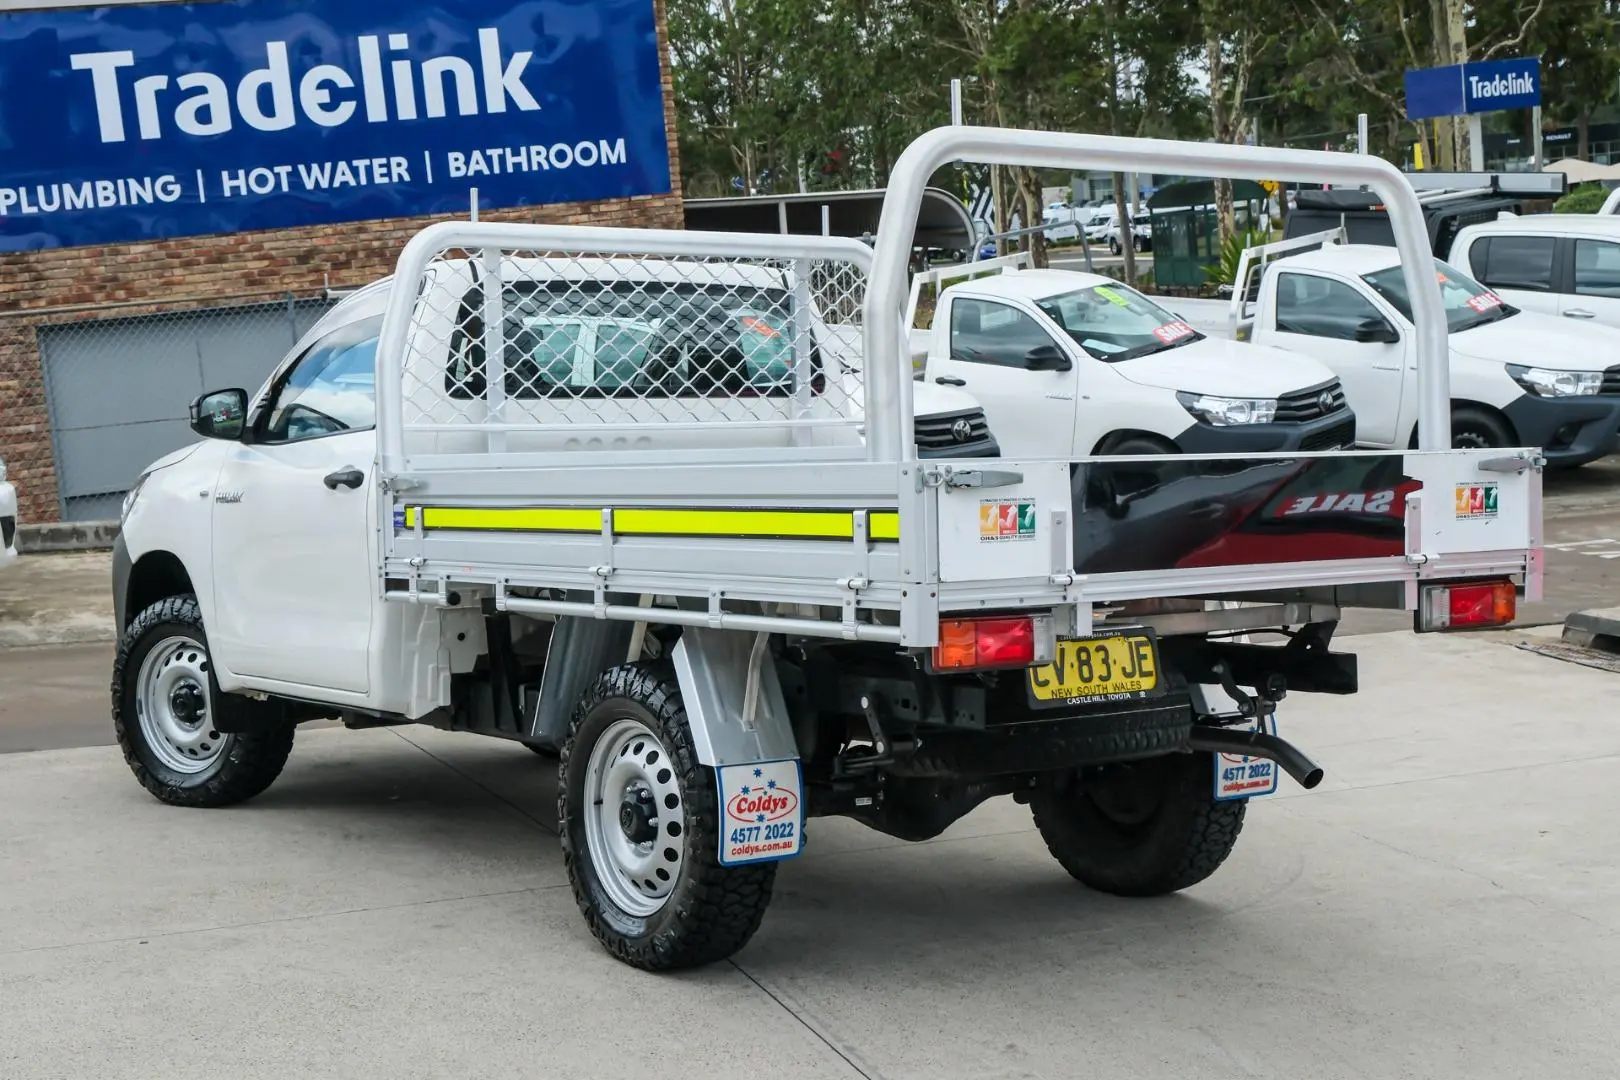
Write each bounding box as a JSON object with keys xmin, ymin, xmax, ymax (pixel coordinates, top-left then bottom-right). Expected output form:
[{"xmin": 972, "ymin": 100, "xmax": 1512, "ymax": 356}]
[
  {"xmin": 1300, "ymin": 418, "xmax": 1356, "ymax": 452},
  {"xmin": 915, "ymin": 409, "xmax": 991, "ymax": 451},
  {"xmin": 1275, "ymin": 379, "xmax": 1349, "ymax": 422},
  {"xmin": 1603, "ymin": 365, "xmax": 1620, "ymax": 395},
  {"xmin": 1, "ymin": 516, "xmax": 13, "ymax": 550}
]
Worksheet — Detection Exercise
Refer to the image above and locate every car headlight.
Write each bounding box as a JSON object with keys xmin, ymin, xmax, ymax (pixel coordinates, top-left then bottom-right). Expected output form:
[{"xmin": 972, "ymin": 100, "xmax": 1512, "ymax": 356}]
[
  {"xmin": 1506, "ymin": 364, "xmax": 1602, "ymax": 397},
  {"xmin": 121, "ymin": 474, "xmax": 148, "ymax": 523},
  {"xmin": 1176, "ymin": 391, "xmax": 1278, "ymax": 426}
]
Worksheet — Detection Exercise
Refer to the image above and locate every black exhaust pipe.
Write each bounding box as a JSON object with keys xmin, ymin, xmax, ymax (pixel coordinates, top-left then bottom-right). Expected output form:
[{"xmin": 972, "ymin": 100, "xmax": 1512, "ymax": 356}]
[{"xmin": 1187, "ymin": 726, "xmax": 1325, "ymax": 790}]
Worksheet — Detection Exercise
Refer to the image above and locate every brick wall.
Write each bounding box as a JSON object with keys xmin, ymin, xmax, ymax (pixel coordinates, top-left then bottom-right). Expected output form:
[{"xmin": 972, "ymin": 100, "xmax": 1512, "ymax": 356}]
[{"xmin": 0, "ymin": 0, "xmax": 683, "ymax": 524}]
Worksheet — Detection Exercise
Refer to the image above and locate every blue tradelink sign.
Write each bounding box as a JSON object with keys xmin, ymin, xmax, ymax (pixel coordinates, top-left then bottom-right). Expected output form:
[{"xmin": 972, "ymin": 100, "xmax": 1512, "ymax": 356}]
[
  {"xmin": 0, "ymin": 0, "xmax": 673, "ymax": 251},
  {"xmin": 1461, "ymin": 57, "xmax": 1541, "ymax": 113},
  {"xmin": 1404, "ymin": 56, "xmax": 1541, "ymax": 121}
]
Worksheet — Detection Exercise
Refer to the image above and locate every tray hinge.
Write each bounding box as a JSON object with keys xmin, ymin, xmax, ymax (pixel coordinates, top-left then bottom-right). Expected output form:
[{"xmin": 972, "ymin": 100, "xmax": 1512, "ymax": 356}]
[{"xmin": 917, "ymin": 464, "xmax": 1025, "ymax": 492}]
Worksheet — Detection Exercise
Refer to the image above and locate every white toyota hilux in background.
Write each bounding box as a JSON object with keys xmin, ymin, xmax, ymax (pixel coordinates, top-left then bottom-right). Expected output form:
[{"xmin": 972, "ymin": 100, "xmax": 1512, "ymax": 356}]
[
  {"xmin": 0, "ymin": 456, "xmax": 16, "ymax": 569},
  {"xmin": 1167, "ymin": 230, "xmax": 1620, "ymax": 467},
  {"xmin": 908, "ymin": 254, "xmax": 1357, "ymax": 458}
]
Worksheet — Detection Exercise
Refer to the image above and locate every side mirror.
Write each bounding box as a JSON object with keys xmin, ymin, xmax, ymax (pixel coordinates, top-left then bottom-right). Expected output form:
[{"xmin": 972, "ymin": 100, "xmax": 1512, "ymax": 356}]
[
  {"xmin": 1354, "ymin": 318, "xmax": 1400, "ymax": 344},
  {"xmin": 1025, "ymin": 344, "xmax": 1073, "ymax": 371},
  {"xmin": 189, "ymin": 388, "xmax": 249, "ymax": 440}
]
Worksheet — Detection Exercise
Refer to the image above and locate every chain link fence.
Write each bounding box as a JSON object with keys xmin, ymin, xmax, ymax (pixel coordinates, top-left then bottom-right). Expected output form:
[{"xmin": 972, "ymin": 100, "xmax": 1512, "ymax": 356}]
[{"xmin": 14, "ymin": 292, "xmax": 340, "ymax": 522}]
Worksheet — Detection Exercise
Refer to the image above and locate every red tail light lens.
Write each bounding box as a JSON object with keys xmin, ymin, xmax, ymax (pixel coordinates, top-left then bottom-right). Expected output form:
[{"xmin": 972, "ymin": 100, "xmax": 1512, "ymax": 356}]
[
  {"xmin": 1418, "ymin": 579, "xmax": 1516, "ymax": 631},
  {"xmin": 933, "ymin": 616, "xmax": 1038, "ymax": 670}
]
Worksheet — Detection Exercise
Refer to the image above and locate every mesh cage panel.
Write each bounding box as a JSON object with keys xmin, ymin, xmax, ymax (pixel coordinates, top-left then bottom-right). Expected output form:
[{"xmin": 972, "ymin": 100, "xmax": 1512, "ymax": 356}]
[{"xmin": 392, "ymin": 245, "xmax": 870, "ymax": 462}]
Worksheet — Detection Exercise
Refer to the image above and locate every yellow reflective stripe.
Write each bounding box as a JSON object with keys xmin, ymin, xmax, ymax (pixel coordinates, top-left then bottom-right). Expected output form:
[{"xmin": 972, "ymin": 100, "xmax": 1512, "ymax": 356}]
[
  {"xmin": 401, "ymin": 505, "xmax": 902, "ymax": 542},
  {"xmin": 418, "ymin": 506, "xmax": 602, "ymax": 532},
  {"xmin": 614, "ymin": 508, "xmax": 852, "ymax": 539}
]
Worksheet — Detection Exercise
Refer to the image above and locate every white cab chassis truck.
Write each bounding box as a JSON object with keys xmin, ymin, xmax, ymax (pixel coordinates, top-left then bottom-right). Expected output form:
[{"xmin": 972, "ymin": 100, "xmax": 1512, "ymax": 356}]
[{"xmin": 112, "ymin": 129, "xmax": 1543, "ymax": 971}]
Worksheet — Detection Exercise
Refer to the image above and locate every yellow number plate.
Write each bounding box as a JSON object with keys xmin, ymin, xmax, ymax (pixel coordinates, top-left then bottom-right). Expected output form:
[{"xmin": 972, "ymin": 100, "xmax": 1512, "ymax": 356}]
[{"xmin": 1028, "ymin": 634, "xmax": 1160, "ymax": 704}]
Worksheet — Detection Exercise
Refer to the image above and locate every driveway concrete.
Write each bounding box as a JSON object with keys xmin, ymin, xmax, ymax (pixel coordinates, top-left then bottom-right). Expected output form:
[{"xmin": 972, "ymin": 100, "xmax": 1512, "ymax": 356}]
[{"xmin": 2, "ymin": 628, "xmax": 1618, "ymax": 1079}]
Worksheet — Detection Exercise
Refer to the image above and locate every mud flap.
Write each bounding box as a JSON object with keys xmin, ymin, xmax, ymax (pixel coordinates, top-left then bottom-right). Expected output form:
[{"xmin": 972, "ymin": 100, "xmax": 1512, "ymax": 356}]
[{"xmin": 672, "ymin": 627, "xmax": 805, "ymax": 866}]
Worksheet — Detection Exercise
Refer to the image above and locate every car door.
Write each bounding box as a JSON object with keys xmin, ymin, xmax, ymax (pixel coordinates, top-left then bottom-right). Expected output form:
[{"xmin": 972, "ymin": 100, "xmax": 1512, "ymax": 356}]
[
  {"xmin": 926, "ymin": 295, "xmax": 1079, "ymax": 457},
  {"xmin": 208, "ymin": 315, "xmax": 382, "ymax": 695},
  {"xmin": 1464, "ymin": 233, "xmax": 1561, "ymax": 316},
  {"xmin": 1267, "ymin": 271, "xmax": 1405, "ymax": 446},
  {"xmin": 1562, "ymin": 235, "xmax": 1620, "ymax": 328}
]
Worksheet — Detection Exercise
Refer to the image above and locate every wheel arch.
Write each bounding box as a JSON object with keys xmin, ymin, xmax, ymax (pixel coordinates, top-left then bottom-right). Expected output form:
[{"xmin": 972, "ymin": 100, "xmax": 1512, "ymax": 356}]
[
  {"xmin": 1091, "ymin": 429, "xmax": 1180, "ymax": 456},
  {"xmin": 119, "ymin": 547, "xmax": 196, "ymax": 632}
]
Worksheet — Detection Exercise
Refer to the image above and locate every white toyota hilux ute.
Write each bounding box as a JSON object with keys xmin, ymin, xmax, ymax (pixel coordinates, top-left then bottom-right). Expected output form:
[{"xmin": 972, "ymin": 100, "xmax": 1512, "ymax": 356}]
[
  {"xmin": 109, "ymin": 127, "xmax": 1544, "ymax": 974},
  {"xmin": 909, "ymin": 254, "xmax": 1357, "ymax": 458},
  {"xmin": 1167, "ymin": 230, "xmax": 1620, "ymax": 467}
]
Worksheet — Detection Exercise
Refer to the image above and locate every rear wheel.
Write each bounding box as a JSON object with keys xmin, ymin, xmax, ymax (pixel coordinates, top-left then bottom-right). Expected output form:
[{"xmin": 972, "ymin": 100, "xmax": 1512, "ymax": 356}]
[
  {"xmin": 112, "ymin": 595, "xmax": 294, "ymax": 808},
  {"xmin": 1030, "ymin": 751, "xmax": 1244, "ymax": 896},
  {"xmin": 559, "ymin": 662, "xmax": 776, "ymax": 970}
]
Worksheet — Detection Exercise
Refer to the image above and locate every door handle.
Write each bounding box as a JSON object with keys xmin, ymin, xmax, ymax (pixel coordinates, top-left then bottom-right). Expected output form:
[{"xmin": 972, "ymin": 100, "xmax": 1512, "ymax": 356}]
[
  {"xmin": 323, "ymin": 466, "xmax": 364, "ymax": 490},
  {"xmin": 934, "ymin": 375, "xmax": 967, "ymax": 386},
  {"xmin": 1565, "ymin": 309, "xmax": 1597, "ymax": 319}
]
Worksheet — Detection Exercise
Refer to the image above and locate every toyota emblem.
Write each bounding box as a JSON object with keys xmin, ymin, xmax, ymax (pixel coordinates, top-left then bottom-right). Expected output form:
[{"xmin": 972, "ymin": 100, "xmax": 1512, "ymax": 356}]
[
  {"xmin": 951, "ymin": 418, "xmax": 974, "ymax": 442},
  {"xmin": 1317, "ymin": 390, "xmax": 1335, "ymax": 413}
]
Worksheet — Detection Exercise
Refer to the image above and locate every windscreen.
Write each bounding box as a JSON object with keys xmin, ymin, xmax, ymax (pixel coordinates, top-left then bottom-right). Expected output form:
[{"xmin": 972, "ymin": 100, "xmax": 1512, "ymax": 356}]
[
  {"xmin": 1361, "ymin": 259, "xmax": 1515, "ymax": 333},
  {"xmin": 1036, "ymin": 283, "xmax": 1202, "ymax": 361}
]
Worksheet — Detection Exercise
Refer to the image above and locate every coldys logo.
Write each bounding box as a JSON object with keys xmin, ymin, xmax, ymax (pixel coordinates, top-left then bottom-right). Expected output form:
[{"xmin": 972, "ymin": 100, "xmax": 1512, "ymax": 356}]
[
  {"xmin": 979, "ymin": 498, "xmax": 1037, "ymax": 543},
  {"xmin": 727, "ymin": 782, "xmax": 799, "ymax": 824},
  {"xmin": 1455, "ymin": 482, "xmax": 1499, "ymax": 519}
]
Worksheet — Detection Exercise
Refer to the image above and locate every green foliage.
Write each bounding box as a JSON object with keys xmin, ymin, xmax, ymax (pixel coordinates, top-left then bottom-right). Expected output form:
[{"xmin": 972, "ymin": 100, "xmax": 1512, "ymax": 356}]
[
  {"xmin": 1556, "ymin": 183, "xmax": 1611, "ymax": 213},
  {"xmin": 1202, "ymin": 228, "xmax": 1267, "ymax": 288}
]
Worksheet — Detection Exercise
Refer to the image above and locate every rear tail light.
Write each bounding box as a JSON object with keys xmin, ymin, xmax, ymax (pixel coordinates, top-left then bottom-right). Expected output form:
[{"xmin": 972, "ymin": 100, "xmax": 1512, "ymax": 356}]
[
  {"xmin": 932, "ymin": 615, "xmax": 1054, "ymax": 671},
  {"xmin": 1417, "ymin": 579, "xmax": 1516, "ymax": 632}
]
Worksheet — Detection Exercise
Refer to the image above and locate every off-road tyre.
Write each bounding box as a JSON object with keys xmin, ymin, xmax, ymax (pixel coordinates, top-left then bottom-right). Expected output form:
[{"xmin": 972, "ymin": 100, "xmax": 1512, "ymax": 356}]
[
  {"xmin": 112, "ymin": 594, "xmax": 295, "ymax": 808},
  {"xmin": 1030, "ymin": 750, "xmax": 1244, "ymax": 896},
  {"xmin": 559, "ymin": 662, "xmax": 777, "ymax": 971}
]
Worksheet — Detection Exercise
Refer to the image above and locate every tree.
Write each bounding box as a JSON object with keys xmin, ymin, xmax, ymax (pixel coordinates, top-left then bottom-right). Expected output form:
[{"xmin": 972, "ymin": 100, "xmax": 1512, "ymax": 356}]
[{"xmin": 1199, "ymin": 0, "xmax": 1282, "ymax": 243}]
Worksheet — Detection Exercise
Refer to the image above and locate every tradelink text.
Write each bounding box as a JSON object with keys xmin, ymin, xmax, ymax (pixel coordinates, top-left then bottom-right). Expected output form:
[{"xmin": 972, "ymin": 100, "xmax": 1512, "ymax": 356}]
[{"xmin": 67, "ymin": 27, "xmax": 540, "ymax": 143}]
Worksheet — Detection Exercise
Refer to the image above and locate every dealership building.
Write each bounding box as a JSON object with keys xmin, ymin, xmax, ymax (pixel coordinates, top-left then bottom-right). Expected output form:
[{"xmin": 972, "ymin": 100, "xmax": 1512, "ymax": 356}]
[{"xmin": 0, "ymin": 0, "xmax": 683, "ymax": 525}]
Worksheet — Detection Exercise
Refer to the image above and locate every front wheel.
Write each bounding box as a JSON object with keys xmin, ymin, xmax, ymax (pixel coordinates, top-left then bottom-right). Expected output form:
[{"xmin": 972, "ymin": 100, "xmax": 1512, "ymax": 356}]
[
  {"xmin": 112, "ymin": 594, "xmax": 295, "ymax": 808},
  {"xmin": 1449, "ymin": 406, "xmax": 1514, "ymax": 451},
  {"xmin": 559, "ymin": 662, "xmax": 777, "ymax": 970},
  {"xmin": 1030, "ymin": 752, "xmax": 1244, "ymax": 896}
]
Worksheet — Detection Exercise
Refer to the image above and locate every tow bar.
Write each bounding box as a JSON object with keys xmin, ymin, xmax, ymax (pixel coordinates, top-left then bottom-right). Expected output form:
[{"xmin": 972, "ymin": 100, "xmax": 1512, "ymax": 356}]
[
  {"xmin": 1187, "ymin": 727, "xmax": 1324, "ymax": 790},
  {"xmin": 1189, "ymin": 661, "xmax": 1327, "ymax": 790}
]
